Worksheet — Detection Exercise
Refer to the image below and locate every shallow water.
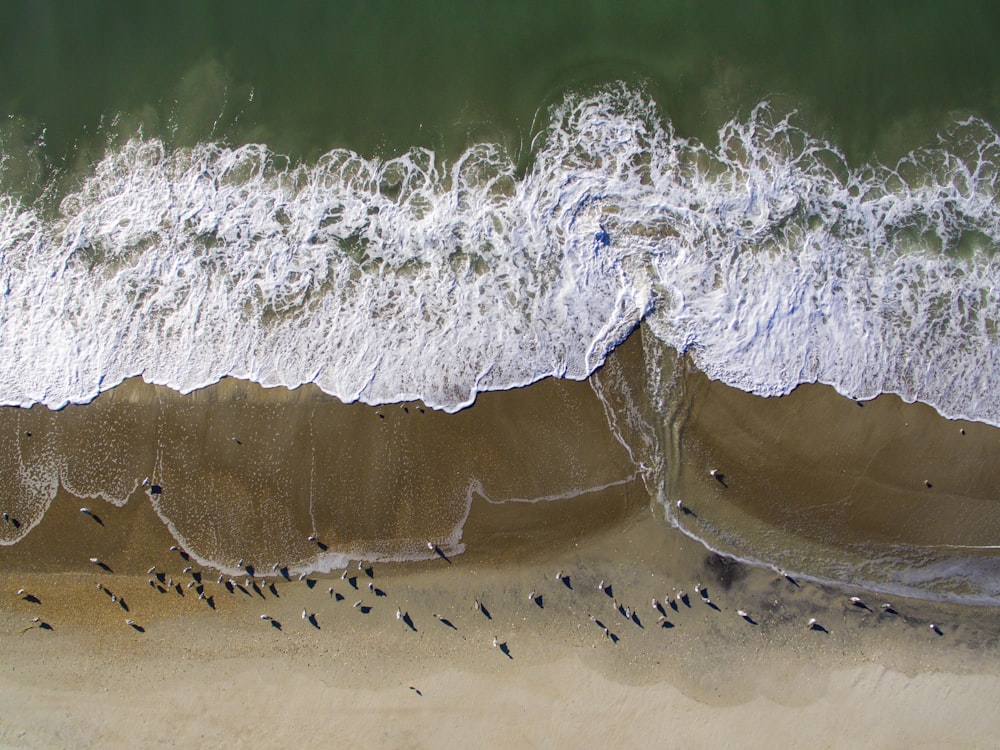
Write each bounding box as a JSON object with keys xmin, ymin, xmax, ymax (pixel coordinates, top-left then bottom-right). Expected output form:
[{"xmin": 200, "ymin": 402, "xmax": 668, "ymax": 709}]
[
  {"xmin": 661, "ymin": 358, "xmax": 1000, "ymax": 604},
  {"xmin": 0, "ymin": 372, "xmax": 638, "ymax": 576}
]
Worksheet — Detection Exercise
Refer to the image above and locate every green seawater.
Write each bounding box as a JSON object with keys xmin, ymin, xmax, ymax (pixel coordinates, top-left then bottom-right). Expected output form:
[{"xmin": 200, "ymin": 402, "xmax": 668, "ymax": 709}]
[{"xmin": 1, "ymin": 0, "xmax": 999, "ymax": 174}]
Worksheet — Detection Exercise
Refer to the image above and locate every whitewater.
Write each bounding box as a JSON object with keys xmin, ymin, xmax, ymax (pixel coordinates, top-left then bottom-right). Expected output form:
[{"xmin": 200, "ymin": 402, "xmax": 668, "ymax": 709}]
[{"xmin": 1, "ymin": 85, "xmax": 999, "ymax": 424}]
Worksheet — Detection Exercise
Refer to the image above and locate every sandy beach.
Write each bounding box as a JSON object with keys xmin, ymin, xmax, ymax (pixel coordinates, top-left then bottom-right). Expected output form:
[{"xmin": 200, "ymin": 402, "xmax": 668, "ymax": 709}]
[
  {"xmin": 3, "ymin": 486, "xmax": 1000, "ymax": 749},
  {"xmin": 2, "ymin": 330, "xmax": 1000, "ymax": 748},
  {"xmin": 672, "ymin": 356, "xmax": 1000, "ymax": 603},
  {"xmin": 4, "ymin": 5, "xmax": 1000, "ymax": 748}
]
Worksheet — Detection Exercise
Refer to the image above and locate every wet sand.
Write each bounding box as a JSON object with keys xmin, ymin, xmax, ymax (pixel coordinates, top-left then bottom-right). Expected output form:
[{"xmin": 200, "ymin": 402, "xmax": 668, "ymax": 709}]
[
  {"xmin": 0, "ymin": 365, "xmax": 638, "ymax": 572},
  {"xmin": 673, "ymin": 359, "xmax": 1000, "ymax": 602},
  {"xmin": 2, "ymin": 329, "xmax": 1000, "ymax": 746},
  {"xmin": 3, "ymin": 482, "xmax": 1000, "ymax": 748}
]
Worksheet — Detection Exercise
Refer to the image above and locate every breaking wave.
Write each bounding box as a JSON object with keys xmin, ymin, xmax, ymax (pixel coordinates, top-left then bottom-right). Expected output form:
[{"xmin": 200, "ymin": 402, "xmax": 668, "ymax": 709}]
[{"xmin": 1, "ymin": 84, "xmax": 998, "ymax": 423}]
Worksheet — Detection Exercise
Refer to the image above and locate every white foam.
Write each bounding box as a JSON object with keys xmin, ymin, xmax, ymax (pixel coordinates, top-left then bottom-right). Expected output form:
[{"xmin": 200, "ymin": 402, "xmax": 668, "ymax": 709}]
[
  {"xmin": 471, "ymin": 475, "xmax": 637, "ymax": 505},
  {"xmin": 146, "ymin": 481, "xmax": 469, "ymax": 576},
  {"xmin": 1, "ymin": 85, "xmax": 999, "ymax": 425}
]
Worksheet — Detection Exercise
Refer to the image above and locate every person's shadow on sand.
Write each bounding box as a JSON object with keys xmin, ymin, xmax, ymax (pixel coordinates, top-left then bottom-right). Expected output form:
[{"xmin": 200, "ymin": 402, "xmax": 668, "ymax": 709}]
[{"xmin": 430, "ymin": 545, "xmax": 452, "ymax": 564}]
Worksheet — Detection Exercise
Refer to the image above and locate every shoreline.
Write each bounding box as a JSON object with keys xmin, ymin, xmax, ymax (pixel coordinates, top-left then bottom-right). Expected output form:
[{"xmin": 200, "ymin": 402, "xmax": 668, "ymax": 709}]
[
  {"xmin": 2, "ymin": 331, "xmax": 1000, "ymax": 744},
  {"xmin": 670, "ymin": 354, "xmax": 1000, "ymax": 605},
  {"xmin": 2, "ymin": 325, "xmax": 1000, "ymax": 603},
  {"xmin": 4, "ymin": 5, "xmax": 1000, "ymax": 745}
]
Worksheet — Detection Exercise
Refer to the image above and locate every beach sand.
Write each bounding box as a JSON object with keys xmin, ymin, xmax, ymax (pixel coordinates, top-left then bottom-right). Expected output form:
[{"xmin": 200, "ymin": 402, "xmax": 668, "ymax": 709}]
[
  {"xmin": 2, "ymin": 330, "xmax": 1000, "ymax": 748},
  {"xmin": 672, "ymin": 358, "xmax": 1000, "ymax": 601}
]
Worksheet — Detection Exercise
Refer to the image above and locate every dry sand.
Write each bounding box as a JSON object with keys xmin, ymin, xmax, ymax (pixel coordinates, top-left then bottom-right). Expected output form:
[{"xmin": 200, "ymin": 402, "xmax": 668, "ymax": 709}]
[{"xmin": 2, "ymin": 330, "xmax": 1000, "ymax": 748}]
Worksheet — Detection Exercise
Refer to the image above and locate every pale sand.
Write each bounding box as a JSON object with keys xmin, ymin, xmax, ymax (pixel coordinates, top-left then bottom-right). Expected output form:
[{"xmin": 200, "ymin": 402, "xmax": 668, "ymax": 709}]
[{"xmin": 4, "ymin": 645, "xmax": 997, "ymax": 749}]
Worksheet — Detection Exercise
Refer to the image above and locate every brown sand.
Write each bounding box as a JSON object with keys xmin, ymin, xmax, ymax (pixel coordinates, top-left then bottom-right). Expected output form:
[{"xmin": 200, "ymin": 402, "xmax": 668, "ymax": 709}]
[
  {"xmin": 3, "ymin": 487, "xmax": 1000, "ymax": 748},
  {"xmin": 2, "ymin": 329, "xmax": 1000, "ymax": 747},
  {"xmin": 673, "ymin": 359, "xmax": 1000, "ymax": 600},
  {"xmin": 0, "ymin": 369, "xmax": 636, "ymax": 572}
]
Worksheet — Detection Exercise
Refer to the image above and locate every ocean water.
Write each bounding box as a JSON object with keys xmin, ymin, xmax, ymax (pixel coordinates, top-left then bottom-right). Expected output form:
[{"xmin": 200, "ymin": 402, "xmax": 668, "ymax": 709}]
[{"xmin": 2, "ymin": 2, "xmax": 1000, "ymax": 598}]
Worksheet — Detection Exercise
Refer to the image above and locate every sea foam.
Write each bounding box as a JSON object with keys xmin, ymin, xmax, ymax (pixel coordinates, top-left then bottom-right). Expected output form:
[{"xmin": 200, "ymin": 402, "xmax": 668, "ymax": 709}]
[{"xmin": 1, "ymin": 84, "xmax": 999, "ymax": 424}]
